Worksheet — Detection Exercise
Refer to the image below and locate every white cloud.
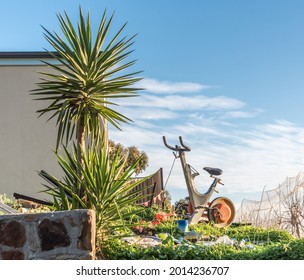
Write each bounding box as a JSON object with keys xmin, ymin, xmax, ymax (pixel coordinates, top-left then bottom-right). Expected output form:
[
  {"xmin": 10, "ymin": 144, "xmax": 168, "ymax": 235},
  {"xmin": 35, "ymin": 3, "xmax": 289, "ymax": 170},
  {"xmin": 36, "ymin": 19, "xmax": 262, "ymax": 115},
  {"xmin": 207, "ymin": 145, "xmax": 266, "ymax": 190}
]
[
  {"xmin": 173, "ymin": 122, "xmax": 228, "ymax": 138},
  {"xmin": 137, "ymin": 78, "xmax": 211, "ymax": 94},
  {"xmin": 109, "ymin": 124, "xmax": 163, "ymax": 148},
  {"xmin": 255, "ymin": 120, "xmax": 300, "ymax": 135},
  {"xmin": 222, "ymin": 109, "xmax": 263, "ymax": 119},
  {"xmin": 120, "ymin": 106, "xmax": 178, "ymax": 121},
  {"xmin": 118, "ymin": 94, "xmax": 245, "ymax": 111}
]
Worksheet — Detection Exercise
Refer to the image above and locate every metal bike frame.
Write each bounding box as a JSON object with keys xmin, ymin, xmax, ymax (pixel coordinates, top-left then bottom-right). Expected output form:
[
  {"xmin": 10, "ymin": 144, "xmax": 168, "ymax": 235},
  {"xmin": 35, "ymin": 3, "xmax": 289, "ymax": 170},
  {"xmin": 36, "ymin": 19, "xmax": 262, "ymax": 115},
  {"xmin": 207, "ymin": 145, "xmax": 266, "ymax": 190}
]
[{"xmin": 163, "ymin": 136, "xmax": 222, "ymax": 224}]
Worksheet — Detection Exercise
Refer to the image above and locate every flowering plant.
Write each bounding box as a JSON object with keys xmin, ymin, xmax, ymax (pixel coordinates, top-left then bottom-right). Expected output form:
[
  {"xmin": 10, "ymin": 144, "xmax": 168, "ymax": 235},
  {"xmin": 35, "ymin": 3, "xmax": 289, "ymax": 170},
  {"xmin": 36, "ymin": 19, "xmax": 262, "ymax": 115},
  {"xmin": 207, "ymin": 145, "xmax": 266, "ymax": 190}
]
[{"xmin": 153, "ymin": 212, "xmax": 173, "ymax": 225}]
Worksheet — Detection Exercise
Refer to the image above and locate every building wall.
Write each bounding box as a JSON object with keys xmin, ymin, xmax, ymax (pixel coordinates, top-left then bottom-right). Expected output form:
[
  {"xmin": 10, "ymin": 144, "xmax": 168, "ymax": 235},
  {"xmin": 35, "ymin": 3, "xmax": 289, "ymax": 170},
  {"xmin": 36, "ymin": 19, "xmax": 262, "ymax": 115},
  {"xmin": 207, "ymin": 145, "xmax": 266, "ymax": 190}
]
[{"xmin": 0, "ymin": 64, "xmax": 60, "ymax": 200}]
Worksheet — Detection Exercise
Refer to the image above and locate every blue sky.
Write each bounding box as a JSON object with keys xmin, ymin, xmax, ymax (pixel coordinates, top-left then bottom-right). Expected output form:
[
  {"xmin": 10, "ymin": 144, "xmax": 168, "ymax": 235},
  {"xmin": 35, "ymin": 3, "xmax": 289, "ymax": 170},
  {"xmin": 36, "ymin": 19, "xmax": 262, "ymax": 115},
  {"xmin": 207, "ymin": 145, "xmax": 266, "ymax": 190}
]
[{"xmin": 1, "ymin": 0, "xmax": 304, "ymax": 207}]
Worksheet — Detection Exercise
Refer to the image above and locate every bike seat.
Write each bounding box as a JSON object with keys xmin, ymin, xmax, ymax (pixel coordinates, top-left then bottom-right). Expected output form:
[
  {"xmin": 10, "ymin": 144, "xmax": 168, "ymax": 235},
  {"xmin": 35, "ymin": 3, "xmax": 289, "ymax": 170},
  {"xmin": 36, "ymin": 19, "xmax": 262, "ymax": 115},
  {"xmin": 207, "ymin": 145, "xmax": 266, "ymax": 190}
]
[{"xmin": 203, "ymin": 167, "xmax": 223, "ymax": 176}]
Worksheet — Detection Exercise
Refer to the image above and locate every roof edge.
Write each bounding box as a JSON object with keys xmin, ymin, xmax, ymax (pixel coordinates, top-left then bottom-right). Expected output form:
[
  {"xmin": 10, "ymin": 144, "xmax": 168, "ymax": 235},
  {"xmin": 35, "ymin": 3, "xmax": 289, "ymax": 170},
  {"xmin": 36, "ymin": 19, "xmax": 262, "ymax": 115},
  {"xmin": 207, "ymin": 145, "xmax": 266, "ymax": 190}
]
[{"xmin": 0, "ymin": 51, "xmax": 58, "ymax": 59}]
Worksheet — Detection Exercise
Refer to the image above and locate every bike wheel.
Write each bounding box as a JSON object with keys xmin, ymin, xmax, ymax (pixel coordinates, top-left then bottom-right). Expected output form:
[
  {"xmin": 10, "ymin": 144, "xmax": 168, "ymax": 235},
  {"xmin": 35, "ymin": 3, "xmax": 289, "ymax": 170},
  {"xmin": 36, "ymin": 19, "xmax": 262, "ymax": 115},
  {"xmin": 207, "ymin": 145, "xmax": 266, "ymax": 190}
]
[{"xmin": 208, "ymin": 197, "xmax": 235, "ymax": 227}]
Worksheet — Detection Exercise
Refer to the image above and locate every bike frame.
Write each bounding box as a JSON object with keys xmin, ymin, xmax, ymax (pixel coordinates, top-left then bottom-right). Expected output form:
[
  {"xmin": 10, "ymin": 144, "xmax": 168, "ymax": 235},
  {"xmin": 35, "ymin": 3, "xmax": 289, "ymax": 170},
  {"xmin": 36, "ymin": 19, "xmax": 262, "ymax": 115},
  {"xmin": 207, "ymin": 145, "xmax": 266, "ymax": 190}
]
[{"xmin": 163, "ymin": 136, "xmax": 222, "ymax": 224}]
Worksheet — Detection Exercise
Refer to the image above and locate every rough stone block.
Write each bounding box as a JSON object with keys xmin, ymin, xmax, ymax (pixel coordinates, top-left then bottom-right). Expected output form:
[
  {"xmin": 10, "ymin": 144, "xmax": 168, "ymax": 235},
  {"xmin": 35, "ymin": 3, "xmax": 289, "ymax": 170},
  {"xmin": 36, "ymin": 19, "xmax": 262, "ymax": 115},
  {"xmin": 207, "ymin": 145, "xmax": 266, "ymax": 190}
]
[
  {"xmin": 0, "ymin": 209, "xmax": 96, "ymax": 260},
  {"xmin": 38, "ymin": 218, "xmax": 71, "ymax": 251},
  {"xmin": 0, "ymin": 220, "xmax": 26, "ymax": 247},
  {"xmin": 77, "ymin": 211, "xmax": 95, "ymax": 251},
  {"xmin": 1, "ymin": 250, "xmax": 24, "ymax": 260}
]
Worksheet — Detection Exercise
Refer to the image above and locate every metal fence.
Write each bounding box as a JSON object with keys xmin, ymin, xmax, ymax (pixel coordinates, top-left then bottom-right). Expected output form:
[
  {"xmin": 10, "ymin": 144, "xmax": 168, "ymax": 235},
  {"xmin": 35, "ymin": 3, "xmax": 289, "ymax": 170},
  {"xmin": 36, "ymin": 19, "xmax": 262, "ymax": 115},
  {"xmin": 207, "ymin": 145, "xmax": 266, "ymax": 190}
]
[
  {"xmin": 235, "ymin": 171, "xmax": 304, "ymax": 237},
  {"xmin": 133, "ymin": 168, "xmax": 164, "ymax": 208}
]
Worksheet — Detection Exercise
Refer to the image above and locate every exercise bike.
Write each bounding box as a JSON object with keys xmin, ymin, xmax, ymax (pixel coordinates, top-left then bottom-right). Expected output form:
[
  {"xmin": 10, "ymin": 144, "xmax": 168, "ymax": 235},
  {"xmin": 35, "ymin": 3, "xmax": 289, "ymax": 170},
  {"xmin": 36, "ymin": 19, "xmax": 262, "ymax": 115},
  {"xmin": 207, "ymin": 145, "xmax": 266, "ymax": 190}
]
[{"xmin": 163, "ymin": 136, "xmax": 235, "ymax": 227}]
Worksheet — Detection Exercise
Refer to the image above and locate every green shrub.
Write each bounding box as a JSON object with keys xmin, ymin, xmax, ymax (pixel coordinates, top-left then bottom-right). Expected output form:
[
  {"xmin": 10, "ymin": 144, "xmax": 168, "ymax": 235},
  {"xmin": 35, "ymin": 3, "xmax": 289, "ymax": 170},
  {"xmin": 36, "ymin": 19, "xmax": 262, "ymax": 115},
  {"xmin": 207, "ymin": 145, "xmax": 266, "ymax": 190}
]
[
  {"xmin": 40, "ymin": 145, "xmax": 151, "ymax": 238},
  {"xmin": 124, "ymin": 205, "xmax": 163, "ymax": 223},
  {"xmin": 225, "ymin": 225, "xmax": 294, "ymax": 244},
  {"xmin": 99, "ymin": 237, "xmax": 304, "ymax": 260},
  {"xmin": 97, "ymin": 210, "xmax": 299, "ymax": 260},
  {"xmin": 96, "ymin": 200, "xmax": 299, "ymax": 259},
  {"xmin": 0, "ymin": 194, "xmax": 20, "ymax": 212},
  {"xmin": 255, "ymin": 239, "xmax": 304, "ymax": 260}
]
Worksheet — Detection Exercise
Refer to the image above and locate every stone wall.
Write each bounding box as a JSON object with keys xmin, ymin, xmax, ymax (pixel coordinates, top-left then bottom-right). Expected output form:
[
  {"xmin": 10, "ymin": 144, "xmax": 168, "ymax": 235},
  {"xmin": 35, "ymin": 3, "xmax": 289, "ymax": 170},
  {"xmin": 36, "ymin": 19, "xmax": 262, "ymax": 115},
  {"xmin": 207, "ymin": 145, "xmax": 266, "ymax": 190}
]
[{"xmin": 0, "ymin": 209, "xmax": 96, "ymax": 260}]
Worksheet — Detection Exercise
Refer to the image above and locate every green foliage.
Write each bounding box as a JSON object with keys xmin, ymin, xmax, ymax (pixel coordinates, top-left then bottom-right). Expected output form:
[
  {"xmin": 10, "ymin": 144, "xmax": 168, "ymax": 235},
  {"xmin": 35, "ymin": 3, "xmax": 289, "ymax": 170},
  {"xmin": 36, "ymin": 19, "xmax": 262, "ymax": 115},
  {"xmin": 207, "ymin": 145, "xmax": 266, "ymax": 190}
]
[
  {"xmin": 97, "ymin": 206, "xmax": 299, "ymax": 260},
  {"xmin": 136, "ymin": 205, "xmax": 163, "ymax": 221},
  {"xmin": 100, "ymin": 234, "xmax": 304, "ymax": 260},
  {"xmin": 101, "ymin": 238, "xmax": 234, "ymax": 260},
  {"xmin": 155, "ymin": 220, "xmax": 182, "ymax": 238},
  {"xmin": 32, "ymin": 8, "xmax": 142, "ymax": 150},
  {"xmin": 225, "ymin": 224, "xmax": 294, "ymax": 244},
  {"xmin": 189, "ymin": 223, "xmax": 294, "ymax": 244},
  {"xmin": 0, "ymin": 194, "xmax": 20, "ymax": 210},
  {"xmin": 119, "ymin": 205, "xmax": 162, "ymax": 223},
  {"xmin": 108, "ymin": 140, "xmax": 148, "ymax": 175},
  {"xmin": 39, "ymin": 144, "xmax": 151, "ymax": 237},
  {"xmin": 252, "ymin": 239, "xmax": 304, "ymax": 260}
]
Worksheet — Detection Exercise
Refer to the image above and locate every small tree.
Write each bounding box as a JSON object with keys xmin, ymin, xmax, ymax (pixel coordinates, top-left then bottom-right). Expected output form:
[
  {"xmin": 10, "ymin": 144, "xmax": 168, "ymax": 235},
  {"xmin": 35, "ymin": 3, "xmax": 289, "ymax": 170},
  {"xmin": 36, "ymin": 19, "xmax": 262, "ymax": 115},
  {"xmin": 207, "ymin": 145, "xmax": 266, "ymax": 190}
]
[
  {"xmin": 33, "ymin": 8, "xmax": 151, "ymax": 233},
  {"xmin": 108, "ymin": 139, "xmax": 148, "ymax": 175},
  {"xmin": 32, "ymin": 8, "xmax": 142, "ymax": 163}
]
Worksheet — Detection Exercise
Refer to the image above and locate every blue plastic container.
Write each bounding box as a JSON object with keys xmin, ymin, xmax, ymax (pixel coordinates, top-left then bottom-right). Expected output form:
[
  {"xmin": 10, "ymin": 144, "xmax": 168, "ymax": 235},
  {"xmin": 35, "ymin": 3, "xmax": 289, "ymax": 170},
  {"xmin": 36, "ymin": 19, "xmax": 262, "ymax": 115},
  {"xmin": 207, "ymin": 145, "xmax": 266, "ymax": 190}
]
[{"xmin": 177, "ymin": 219, "xmax": 189, "ymax": 233}]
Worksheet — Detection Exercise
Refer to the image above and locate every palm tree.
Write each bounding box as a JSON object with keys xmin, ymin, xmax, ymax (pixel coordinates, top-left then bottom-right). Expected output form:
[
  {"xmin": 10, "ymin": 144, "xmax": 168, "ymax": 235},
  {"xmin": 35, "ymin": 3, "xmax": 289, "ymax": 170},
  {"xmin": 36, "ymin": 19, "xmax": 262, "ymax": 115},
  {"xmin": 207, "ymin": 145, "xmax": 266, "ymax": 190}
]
[{"xmin": 32, "ymin": 8, "xmax": 142, "ymax": 165}]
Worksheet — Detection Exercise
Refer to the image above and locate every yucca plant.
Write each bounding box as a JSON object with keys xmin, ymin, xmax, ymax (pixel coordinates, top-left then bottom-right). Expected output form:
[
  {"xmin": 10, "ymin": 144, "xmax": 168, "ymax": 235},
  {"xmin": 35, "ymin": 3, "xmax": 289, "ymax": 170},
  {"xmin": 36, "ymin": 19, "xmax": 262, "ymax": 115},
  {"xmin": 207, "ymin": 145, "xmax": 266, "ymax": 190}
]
[
  {"xmin": 32, "ymin": 8, "xmax": 142, "ymax": 163},
  {"xmin": 39, "ymin": 144, "xmax": 151, "ymax": 237}
]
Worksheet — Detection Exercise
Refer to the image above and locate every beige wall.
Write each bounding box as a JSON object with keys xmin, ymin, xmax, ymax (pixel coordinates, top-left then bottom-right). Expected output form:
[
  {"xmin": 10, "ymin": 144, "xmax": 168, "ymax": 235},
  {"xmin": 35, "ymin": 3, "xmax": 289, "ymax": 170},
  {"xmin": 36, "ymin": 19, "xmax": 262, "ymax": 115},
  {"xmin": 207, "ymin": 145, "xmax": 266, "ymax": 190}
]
[{"xmin": 0, "ymin": 65, "xmax": 60, "ymax": 200}]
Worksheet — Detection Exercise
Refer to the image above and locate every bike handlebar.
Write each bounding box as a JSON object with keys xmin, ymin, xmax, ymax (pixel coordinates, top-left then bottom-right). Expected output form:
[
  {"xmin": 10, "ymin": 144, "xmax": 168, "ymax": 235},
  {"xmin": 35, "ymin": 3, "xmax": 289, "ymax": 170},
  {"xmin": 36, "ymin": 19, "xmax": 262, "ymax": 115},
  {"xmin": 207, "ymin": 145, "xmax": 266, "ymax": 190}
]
[
  {"xmin": 179, "ymin": 136, "xmax": 191, "ymax": 151},
  {"xmin": 162, "ymin": 136, "xmax": 191, "ymax": 152},
  {"xmin": 162, "ymin": 136, "xmax": 175, "ymax": 150}
]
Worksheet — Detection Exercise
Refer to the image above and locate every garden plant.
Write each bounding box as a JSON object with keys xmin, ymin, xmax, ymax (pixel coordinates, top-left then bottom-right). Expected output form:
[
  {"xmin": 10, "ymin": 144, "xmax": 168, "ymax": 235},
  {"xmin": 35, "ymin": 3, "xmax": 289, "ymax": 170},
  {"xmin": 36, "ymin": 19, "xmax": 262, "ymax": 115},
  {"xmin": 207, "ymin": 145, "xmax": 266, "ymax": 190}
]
[
  {"xmin": 32, "ymin": 7, "xmax": 150, "ymax": 238},
  {"xmin": 98, "ymin": 205, "xmax": 304, "ymax": 260}
]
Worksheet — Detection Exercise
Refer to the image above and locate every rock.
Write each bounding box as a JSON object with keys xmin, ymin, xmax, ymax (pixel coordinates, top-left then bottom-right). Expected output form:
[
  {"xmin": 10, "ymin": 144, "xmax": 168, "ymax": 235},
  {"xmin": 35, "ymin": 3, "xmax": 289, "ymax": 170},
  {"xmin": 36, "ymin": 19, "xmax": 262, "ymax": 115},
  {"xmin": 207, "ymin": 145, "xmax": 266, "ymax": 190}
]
[
  {"xmin": 77, "ymin": 211, "xmax": 95, "ymax": 251},
  {"xmin": 0, "ymin": 220, "xmax": 26, "ymax": 247},
  {"xmin": 184, "ymin": 231, "xmax": 199, "ymax": 243},
  {"xmin": 1, "ymin": 250, "xmax": 24, "ymax": 260},
  {"xmin": 138, "ymin": 237, "xmax": 162, "ymax": 248},
  {"xmin": 38, "ymin": 219, "xmax": 71, "ymax": 251},
  {"xmin": 123, "ymin": 236, "xmax": 162, "ymax": 248}
]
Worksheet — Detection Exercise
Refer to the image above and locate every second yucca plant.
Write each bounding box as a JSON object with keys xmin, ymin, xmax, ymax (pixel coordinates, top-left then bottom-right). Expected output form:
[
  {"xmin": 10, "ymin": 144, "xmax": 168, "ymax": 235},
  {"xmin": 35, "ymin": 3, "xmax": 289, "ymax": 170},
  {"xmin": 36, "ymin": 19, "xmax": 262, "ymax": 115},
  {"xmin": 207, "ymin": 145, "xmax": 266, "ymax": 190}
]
[{"xmin": 39, "ymin": 145, "xmax": 150, "ymax": 237}]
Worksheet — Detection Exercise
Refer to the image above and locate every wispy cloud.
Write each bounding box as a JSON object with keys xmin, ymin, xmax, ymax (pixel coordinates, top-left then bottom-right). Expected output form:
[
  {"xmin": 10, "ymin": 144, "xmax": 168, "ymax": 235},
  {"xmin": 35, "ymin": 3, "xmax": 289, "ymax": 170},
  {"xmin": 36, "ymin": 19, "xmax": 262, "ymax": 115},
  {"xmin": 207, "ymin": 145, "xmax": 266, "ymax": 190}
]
[
  {"xmin": 111, "ymin": 118, "xmax": 304, "ymax": 201},
  {"xmin": 222, "ymin": 109, "xmax": 263, "ymax": 119},
  {"xmin": 137, "ymin": 78, "xmax": 211, "ymax": 94},
  {"xmin": 119, "ymin": 94, "xmax": 245, "ymax": 111},
  {"xmin": 120, "ymin": 107, "xmax": 178, "ymax": 121}
]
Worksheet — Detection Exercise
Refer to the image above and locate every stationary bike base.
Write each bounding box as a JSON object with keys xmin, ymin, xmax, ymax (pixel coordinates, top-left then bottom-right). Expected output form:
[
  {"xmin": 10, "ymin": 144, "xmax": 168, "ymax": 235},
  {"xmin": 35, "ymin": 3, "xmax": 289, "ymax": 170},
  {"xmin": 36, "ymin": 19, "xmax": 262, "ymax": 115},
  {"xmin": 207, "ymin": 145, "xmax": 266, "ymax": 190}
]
[
  {"xmin": 188, "ymin": 197, "xmax": 235, "ymax": 227},
  {"xmin": 207, "ymin": 197, "xmax": 235, "ymax": 227}
]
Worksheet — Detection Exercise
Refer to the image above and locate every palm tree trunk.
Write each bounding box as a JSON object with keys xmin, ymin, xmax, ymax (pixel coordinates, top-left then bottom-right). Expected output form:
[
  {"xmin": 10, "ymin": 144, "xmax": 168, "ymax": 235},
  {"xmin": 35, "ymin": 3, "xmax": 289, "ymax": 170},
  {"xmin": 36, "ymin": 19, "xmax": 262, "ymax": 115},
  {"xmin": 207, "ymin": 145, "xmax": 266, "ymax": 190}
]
[
  {"xmin": 99, "ymin": 114, "xmax": 108, "ymax": 153},
  {"xmin": 77, "ymin": 115, "xmax": 86, "ymax": 199}
]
